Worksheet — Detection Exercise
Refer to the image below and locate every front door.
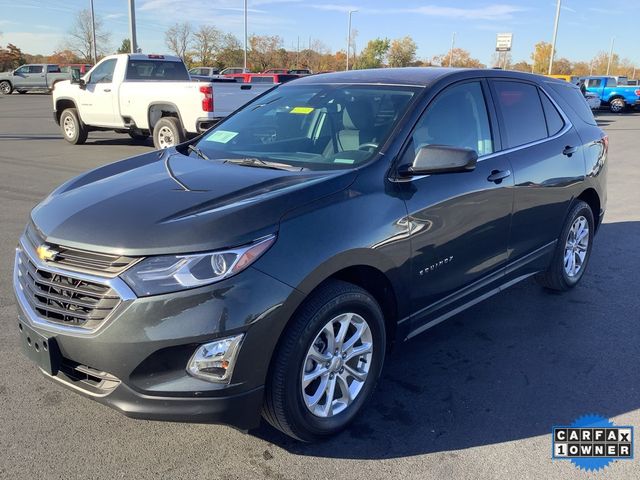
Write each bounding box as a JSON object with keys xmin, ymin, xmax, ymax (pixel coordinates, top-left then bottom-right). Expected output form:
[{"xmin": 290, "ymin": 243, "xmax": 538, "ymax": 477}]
[
  {"xmin": 13, "ymin": 65, "xmax": 44, "ymax": 89},
  {"xmin": 394, "ymin": 80, "xmax": 514, "ymax": 332},
  {"xmin": 77, "ymin": 58, "xmax": 117, "ymax": 126}
]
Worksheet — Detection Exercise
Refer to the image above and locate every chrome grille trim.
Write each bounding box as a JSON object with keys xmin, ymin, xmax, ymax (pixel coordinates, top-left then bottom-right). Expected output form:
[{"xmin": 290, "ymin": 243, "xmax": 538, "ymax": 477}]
[{"xmin": 14, "ymin": 236, "xmax": 136, "ymax": 336}]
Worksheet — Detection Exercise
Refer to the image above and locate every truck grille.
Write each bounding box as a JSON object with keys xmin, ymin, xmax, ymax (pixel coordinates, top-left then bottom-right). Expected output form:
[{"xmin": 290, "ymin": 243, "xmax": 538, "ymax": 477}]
[
  {"xmin": 25, "ymin": 223, "xmax": 138, "ymax": 276},
  {"xmin": 16, "ymin": 249, "xmax": 121, "ymax": 330}
]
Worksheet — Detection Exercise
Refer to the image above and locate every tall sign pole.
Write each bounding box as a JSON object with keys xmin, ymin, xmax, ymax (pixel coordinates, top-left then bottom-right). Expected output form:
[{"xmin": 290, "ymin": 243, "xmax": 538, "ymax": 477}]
[
  {"xmin": 448, "ymin": 32, "xmax": 456, "ymax": 67},
  {"xmin": 128, "ymin": 0, "xmax": 138, "ymax": 53},
  {"xmin": 606, "ymin": 37, "xmax": 615, "ymax": 75},
  {"xmin": 346, "ymin": 10, "xmax": 357, "ymax": 71},
  {"xmin": 548, "ymin": 0, "xmax": 562, "ymax": 75},
  {"xmin": 243, "ymin": 0, "xmax": 248, "ymax": 70},
  {"xmin": 495, "ymin": 33, "xmax": 513, "ymax": 69},
  {"xmin": 90, "ymin": 0, "xmax": 98, "ymax": 63}
]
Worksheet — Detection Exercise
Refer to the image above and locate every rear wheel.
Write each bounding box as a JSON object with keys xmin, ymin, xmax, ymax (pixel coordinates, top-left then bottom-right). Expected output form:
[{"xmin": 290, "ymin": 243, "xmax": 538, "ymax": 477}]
[
  {"xmin": 60, "ymin": 108, "xmax": 88, "ymax": 145},
  {"xmin": 0, "ymin": 81, "xmax": 12, "ymax": 95},
  {"xmin": 263, "ymin": 280, "xmax": 386, "ymax": 442},
  {"xmin": 609, "ymin": 98, "xmax": 626, "ymax": 113},
  {"xmin": 152, "ymin": 117, "xmax": 185, "ymax": 149},
  {"xmin": 536, "ymin": 200, "xmax": 594, "ymax": 291}
]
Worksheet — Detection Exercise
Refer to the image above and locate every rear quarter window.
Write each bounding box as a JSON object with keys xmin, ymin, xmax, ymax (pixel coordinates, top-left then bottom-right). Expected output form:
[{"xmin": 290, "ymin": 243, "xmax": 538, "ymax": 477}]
[{"xmin": 546, "ymin": 82, "xmax": 597, "ymax": 126}]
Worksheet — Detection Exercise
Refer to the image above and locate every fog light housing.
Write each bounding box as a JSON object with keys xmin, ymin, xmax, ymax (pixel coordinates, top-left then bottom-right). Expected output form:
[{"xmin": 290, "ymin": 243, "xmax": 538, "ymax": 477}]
[{"xmin": 187, "ymin": 334, "xmax": 244, "ymax": 383}]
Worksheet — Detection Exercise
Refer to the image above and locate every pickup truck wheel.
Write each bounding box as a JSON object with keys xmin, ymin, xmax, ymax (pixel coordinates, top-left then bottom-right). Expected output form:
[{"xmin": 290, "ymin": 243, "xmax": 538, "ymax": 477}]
[
  {"xmin": 0, "ymin": 81, "xmax": 12, "ymax": 95},
  {"xmin": 609, "ymin": 98, "xmax": 626, "ymax": 113},
  {"xmin": 153, "ymin": 117, "xmax": 185, "ymax": 149},
  {"xmin": 263, "ymin": 280, "xmax": 386, "ymax": 442},
  {"xmin": 60, "ymin": 108, "xmax": 88, "ymax": 145},
  {"xmin": 536, "ymin": 200, "xmax": 594, "ymax": 292}
]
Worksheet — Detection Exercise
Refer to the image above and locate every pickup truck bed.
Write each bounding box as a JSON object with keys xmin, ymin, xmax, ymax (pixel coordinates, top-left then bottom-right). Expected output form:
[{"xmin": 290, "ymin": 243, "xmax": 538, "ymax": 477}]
[{"xmin": 52, "ymin": 54, "xmax": 273, "ymax": 149}]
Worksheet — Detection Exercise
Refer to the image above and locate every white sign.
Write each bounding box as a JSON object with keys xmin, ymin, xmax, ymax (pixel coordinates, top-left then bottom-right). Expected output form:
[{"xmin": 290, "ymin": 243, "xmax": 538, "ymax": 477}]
[{"xmin": 496, "ymin": 33, "xmax": 513, "ymax": 52}]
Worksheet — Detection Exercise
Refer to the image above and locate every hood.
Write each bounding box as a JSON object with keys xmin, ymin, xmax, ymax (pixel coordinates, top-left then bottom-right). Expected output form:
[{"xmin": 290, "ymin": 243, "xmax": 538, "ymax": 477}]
[{"xmin": 31, "ymin": 150, "xmax": 356, "ymax": 255}]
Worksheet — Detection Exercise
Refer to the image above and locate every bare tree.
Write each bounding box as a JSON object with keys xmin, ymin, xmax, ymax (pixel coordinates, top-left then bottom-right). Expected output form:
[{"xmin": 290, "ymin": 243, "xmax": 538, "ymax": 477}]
[
  {"xmin": 165, "ymin": 22, "xmax": 192, "ymax": 60},
  {"xmin": 66, "ymin": 9, "xmax": 111, "ymax": 62},
  {"xmin": 216, "ymin": 34, "xmax": 244, "ymax": 68},
  {"xmin": 192, "ymin": 25, "xmax": 222, "ymax": 66}
]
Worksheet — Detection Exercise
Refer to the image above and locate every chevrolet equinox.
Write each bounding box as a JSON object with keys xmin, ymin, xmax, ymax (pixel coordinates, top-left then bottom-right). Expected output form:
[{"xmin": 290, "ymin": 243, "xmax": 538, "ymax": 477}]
[{"xmin": 14, "ymin": 68, "xmax": 607, "ymax": 441}]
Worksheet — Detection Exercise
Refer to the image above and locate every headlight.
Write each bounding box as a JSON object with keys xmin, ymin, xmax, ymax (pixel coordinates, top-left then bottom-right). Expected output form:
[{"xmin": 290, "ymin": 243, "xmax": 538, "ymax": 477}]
[{"xmin": 121, "ymin": 235, "xmax": 275, "ymax": 296}]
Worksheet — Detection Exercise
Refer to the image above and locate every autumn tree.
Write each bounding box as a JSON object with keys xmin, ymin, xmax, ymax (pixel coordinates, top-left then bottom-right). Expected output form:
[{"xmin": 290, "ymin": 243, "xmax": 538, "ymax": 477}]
[
  {"xmin": 192, "ymin": 25, "xmax": 222, "ymax": 66},
  {"xmin": 388, "ymin": 36, "xmax": 417, "ymax": 67},
  {"xmin": 48, "ymin": 49, "xmax": 82, "ymax": 64},
  {"xmin": 511, "ymin": 60, "xmax": 532, "ymax": 72},
  {"xmin": 432, "ymin": 48, "xmax": 484, "ymax": 68},
  {"xmin": 531, "ymin": 41, "xmax": 552, "ymax": 74},
  {"xmin": 249, "ymin": 34, "xmax": 283, "ymax": 71},
  {"xmin": 356, "ymin": 38, "xmax": 390, "ymax": 69},
  {"xmin": 571, "ymin": 61, "xmax": 591, "ymax": 76},
  {"xmin": 553, "ymin": 57, "xmax": 572, "ymax": 75},
  {"xmin": 0, "ymin": 43, "xmax": 25, "ymax": 71},
  {"xmin": 66, "ymin": 9, "xmax": 111, "ymax": 62},
  {"xmin": 490, "ymin": 51, "xmax": 512, "ymax": 69},
  {"xmin": 117, "ymin": 38, "xmax": 131, "ymax": 54},
  {"xmin": 165, "ymin": 22, "xmax": 192, "ymax": 60},
  {"xmin": 216, "ymin": 34, "xmax": 243, "ymax": 69}
]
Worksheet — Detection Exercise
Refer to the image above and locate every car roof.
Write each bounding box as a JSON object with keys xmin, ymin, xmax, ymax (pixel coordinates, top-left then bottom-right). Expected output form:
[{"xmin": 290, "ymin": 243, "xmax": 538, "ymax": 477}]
[{"xmin": 289, "ymin": 67, "xmax": 561, "ymax": 87}]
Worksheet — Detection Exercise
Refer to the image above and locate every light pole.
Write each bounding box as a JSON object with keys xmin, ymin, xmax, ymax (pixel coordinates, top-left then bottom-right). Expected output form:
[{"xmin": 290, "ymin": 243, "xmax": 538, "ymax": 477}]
[
  {"xmin": 548, "ymin": 0, "xmax": 561, "ymax": 75},
  {"xmin": 243, "ymin": 0, "xmax": 248, "ymax": 70},
  {"xmin": 346, "ymin": 9, "xmax": 357, "ymax": 71},
  {"xmin": 606, "ymin": 37, "xmax": 615, "ymax": 75},
  {"xmin": 89, "ymin": 0, "xmax": 98, "ymax": 63},
  {"xmin": 448, "ymin": 32, "xmax": 456, "ymax": 67},
  {"xmin": 128, "ymin": 0, "xmax": 138, "ymax": 53}
]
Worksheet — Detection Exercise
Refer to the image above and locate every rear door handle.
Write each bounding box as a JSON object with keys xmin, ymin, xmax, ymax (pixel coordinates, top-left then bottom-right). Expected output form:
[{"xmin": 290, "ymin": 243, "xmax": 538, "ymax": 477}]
[
  {"xmin": 563, "ymin": 145, "xmax": 578, "ymax": 157},
  {"xmin": 487, "ymin": 169, "xmax": 511, "ymax": 184}
]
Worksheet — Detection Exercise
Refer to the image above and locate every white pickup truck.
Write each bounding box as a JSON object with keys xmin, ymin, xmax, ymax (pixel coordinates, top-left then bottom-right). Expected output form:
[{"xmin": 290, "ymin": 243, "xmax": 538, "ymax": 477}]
[{"xmin": 52, "ymin": 54, "xmax": 273, "ymax": 149}]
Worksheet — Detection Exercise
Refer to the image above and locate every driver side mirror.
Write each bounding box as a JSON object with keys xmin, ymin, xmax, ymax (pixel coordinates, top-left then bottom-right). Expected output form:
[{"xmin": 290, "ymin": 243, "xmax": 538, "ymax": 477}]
[
  {"xmin": 399, "ymin": 144, "xmax": 478, "ymax": 177},
  {"xmin": 71, "ymin": 76, "xmax": 86, "ymax": 89}
]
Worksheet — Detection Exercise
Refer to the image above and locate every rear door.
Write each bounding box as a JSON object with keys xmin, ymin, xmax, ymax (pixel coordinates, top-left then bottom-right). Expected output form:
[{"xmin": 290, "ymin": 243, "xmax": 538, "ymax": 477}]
[
  {"xmin": 489, "ymin": 79, "xmax": 585, "ymax": 273},
  {"xmin": 395, "ymin": 80, "xmax": 514, "ymax": 333}
]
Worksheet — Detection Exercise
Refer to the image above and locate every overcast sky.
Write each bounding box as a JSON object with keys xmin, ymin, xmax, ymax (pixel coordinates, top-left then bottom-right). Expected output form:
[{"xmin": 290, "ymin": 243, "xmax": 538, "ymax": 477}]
[{"xmin": 0, "ymin": 0, "xmax": 638, "ymax": 67}]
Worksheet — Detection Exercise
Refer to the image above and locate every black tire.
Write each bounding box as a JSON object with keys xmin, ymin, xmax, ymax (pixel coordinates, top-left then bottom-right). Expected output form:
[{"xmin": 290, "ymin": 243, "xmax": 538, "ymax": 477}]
[
  {"xmin": 59, "ymin": 108, "xmax": 88, "ymax": 145},
  {"xmin": 0, "ymin": 81, "xmax": 12, "ymax": 95},
  {"xmin": 263, "ymin": 280, "xmax": 386, "ymax": 442},
  {"xmin": 536, "ymin": 200, "xmax": 594, "ymax": 292},
  {"xmin": 152, "ymin": 117, "xmax": 185, "ymax": 149},
  {"xmin": 17, "ymin": 90, "xmax": 27, "ymax": 94},
  {"xmin": 609, "ymin": 98, "xmax": 626, "ymax": 113}
]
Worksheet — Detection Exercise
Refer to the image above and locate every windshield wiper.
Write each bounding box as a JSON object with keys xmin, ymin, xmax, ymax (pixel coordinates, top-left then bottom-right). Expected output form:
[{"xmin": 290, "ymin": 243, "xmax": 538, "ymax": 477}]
[
  {"xmin": 224, "ymin": 157, "xmax": 305, "ymax": 171},
  {"xmin": 188, "ymin": 144, "xmax": 209, "ymax": 161}
]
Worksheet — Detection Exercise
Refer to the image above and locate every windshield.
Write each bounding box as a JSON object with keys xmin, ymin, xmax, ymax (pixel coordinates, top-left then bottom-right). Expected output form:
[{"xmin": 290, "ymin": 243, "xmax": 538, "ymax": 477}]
[{"xmin": 195, "ymin": 84, "xmax": 420, "ymax": 170}]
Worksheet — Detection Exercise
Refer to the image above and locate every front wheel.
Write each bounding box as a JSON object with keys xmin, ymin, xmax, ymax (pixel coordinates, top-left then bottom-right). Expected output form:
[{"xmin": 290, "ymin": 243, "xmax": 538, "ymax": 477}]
[
  {"xmin": 536, "ymin": 200, "xmax": 594, "ymax": 291},
  {"xmin": 263, "ymin": 280, "xmax": 386, "ymax": 442},
  {"xmin": 59, "ymin": 108, "xmax": 88, "ymax": 145},
  {"xmin": 0, "ymin": 81, "xmax": 12, "ymax": 95},
  {"xmin": 609, "ymin": 98, "xmax": 626, "ymax": 113},
  {"xmin": 152, "ymin": 117, "xmax": 185, "ymax": 149}
]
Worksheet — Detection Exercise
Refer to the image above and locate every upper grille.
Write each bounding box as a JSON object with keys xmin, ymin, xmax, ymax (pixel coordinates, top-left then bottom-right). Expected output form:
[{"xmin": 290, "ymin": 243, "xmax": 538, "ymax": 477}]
[
  {"xmin": 25, "ymin": 223, "xmax": 138, "ymax": 276},
  {"xmin": 16, "ymin": 249, "xmax": 121, "ymax": 330}
]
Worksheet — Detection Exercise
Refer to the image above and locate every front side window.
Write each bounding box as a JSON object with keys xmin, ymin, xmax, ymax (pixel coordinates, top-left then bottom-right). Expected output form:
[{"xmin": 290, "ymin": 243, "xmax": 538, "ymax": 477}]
[
  {"xmin": 407, "ymin": 81, "xmax": 494, "ymax": 158},
  {"xmin": 492, "ymin": 80, "xmax": 547, "ymax": 148},
  {"xmin": 14, "ymin": 66, "xmax": 28, "ymax": 75},
  {"xmin": 88, "ymin": 59, "xmax": 117, "ymax": 84},
  {"xmin": 195, "ymin": 84, "xmax": 419, "ymax": 170}
]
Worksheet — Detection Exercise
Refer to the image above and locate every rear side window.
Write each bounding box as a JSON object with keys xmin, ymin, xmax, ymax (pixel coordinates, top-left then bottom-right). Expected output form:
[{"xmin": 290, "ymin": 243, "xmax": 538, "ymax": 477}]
[
  {"xmin": 408, "ymin": 81, "xmax": 494, "ymax": 157},
  {"xmin": 539, "ymin": 90, "xmax": 565, "ymax": 136},
  {"xmin": 126, "ymin": 60, "xmax": 190, "ymax": 81},
  {"xmin": 29, "ymin": 65, "xmax": 43, "ymax": 74},
  {"xmin": 547, "ymin": 82, "xmax": 597, "ymax": 126},
  {"xmin": 587, "ymin": 78, "xmax": 601, "ymax": 88},
  {"xmin": 492, "ymin": 81, "xmax": 547, "ymax": 148},
  {"xmin": 47, "ymin": 65, "xmax": 60, "ymax": 73},
  {"xmin": 606, "ymin": 78, "xmax": 616, "ymax": 87}
]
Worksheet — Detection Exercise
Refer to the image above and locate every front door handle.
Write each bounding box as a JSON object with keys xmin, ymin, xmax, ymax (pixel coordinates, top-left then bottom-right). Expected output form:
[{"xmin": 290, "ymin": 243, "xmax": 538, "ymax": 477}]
[
  {"xmin": 487, "ymin": 169, "xmax": 511, "ymax": 184},
  {"xmin": 103, "ymin": 88, "xmax": 111, "ymax": 92},
  {"xmin": 563, "ymin": 145, "xmax": 578, "ymax": 157}
]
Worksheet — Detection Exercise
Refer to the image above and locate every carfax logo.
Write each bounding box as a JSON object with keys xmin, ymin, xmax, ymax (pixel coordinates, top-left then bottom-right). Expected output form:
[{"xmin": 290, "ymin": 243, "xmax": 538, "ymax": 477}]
[{"xmin": 552, "ymin": 414, "xmax": 634, "ymax": 472}]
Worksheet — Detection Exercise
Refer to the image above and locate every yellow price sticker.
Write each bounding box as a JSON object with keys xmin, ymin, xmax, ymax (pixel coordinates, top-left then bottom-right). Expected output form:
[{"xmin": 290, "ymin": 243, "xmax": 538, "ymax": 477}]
[{"xmin": 290, "ymin": 106, "xmax": 314, "ymax": 114}]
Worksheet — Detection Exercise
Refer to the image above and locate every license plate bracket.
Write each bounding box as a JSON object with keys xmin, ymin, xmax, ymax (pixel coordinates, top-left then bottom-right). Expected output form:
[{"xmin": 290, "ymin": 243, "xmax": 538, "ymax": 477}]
[{"xmin": 19, "ymin": 322, "xmax": 61, "ymax": 376}]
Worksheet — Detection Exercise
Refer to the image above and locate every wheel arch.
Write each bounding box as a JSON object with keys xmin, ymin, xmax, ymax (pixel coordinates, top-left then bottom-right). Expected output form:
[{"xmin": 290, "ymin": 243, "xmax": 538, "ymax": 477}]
[
  {"xmin": 577, "ymin": 188, "xmax": 601, "ymax": 232},
  {"xmin": 147, "ymin": 102, "xmax": 185, "ymax": 132},
  {"xmin": 54, "ymin": 98, "xmax": 79, "ymax": 124}
]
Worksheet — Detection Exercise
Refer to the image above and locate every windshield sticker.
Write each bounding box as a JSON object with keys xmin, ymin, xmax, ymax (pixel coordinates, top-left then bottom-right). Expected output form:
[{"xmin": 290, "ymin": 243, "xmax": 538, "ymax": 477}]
[
  {"xmin": 206, "ymin": 130, "xmax": 238, "ymax": 143},
  {"xmin": 334, "ymin": 158, "xmax": 355, "ymax": 164},
  {"xmin": 290, "ymin": 106, "xmax": 314, "ymax": 115}
]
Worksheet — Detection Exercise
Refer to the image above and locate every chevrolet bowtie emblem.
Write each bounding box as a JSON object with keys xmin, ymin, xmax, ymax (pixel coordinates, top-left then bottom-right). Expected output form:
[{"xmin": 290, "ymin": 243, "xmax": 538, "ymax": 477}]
[{"xmin": 36, "ymin": 244, "xmax": 59, "ymax": 262}]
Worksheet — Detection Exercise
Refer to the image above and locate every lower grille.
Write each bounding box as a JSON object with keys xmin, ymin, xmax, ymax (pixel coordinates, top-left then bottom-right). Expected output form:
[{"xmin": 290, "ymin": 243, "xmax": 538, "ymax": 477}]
[{"xmin": 16, "ymin": 249, "xmax": 121, "ymax": 330}]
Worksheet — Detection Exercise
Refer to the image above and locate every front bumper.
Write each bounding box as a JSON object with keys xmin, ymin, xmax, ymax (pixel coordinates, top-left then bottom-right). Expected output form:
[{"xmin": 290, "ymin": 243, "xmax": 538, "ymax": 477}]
[{"xmin": 14, "ymin": 236, "xmax": 298, "ymax": 430}]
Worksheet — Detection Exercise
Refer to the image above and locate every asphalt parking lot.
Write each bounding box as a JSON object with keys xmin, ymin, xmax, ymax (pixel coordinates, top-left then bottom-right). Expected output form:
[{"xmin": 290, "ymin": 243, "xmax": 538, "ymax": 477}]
[{"xmin": 0, "ymin": 93, "xmax": 638, "ymax": 480}]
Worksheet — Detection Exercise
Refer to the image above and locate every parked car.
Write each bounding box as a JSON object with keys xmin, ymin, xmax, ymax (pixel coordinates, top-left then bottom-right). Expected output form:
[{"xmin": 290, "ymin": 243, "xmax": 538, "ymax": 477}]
[
  {"xmin": 580, "ymin": 76, "xmax": 640, "ymax": 112},
  {"xmin": 60, "ymin": 64, "xmax": 93, "ymax": 80},
  {"xmin": 244, "ymin": 73, "xmax": 300, "ymax": 84},
  {"xmin": 288, "ymin": 68, "xmax": 313, "ymax": 75},
  {"xmin": 15, "ymin": 68, "xmax": 607, "ymax": 442},
  {"xmin": 52, "ymin": 54, "xmax": 275, "ymax": 149},
  {"xmin": 189, "ymin": 66, "xmax": 220, "ymax": 77},
  {"xmin": 0, "ymin": 64, "xmax": 71, "ymax": 94},
  {"xmin": 585, "ymin": 92, "xmax": 601, "ymax": 110},
  {"xmin": 221, "ymin": 67, "xmax": 250, "ymax": 75},
  {"xmin": 262, "ymin": 68, "xmax": 288, "ymax": 74},
  {"xmin": 547, "ymin": 74, "xmax": 579, "ymax": 84}
]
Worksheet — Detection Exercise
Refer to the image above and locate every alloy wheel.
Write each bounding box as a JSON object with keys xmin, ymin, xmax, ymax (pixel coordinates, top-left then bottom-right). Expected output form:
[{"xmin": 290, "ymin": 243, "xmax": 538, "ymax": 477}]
[
  {"xmin": 564, "ymin": 215, "xmax": 589, "ymax": 277},
  {"xmin": 301, "ymin": 312, "xmax": 373, "ymax": 418}
]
